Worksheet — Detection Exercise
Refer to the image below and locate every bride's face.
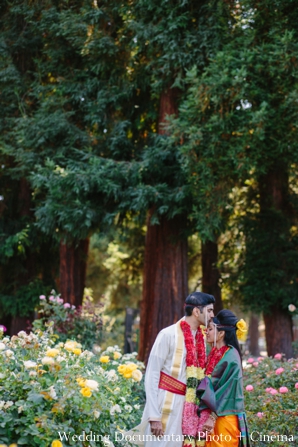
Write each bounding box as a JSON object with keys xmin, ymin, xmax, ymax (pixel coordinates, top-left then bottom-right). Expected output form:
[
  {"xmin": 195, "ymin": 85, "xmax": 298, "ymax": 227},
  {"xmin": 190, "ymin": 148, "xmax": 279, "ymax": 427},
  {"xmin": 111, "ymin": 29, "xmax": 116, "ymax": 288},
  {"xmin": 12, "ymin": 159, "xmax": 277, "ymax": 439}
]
[{"xmin": 206, "ymin": 322, "xmax": 216, "ymax": 343}]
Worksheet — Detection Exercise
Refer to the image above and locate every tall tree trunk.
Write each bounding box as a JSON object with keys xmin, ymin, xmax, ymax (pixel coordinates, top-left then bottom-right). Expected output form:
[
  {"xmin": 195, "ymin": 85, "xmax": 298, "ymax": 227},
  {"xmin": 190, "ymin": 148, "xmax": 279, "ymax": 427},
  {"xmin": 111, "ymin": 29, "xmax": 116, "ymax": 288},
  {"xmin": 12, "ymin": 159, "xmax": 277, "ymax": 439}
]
[
  {"xmin": 259, "ymin": 167, "xmax": 293, "ymax": 358},
  {"xmin": 139, "ymin": 86, "xmax": 188, "ymax": 363},
  {"xmin": 248, "ymin": 313, "xmax": 260, "ymax": 357},
  {"xmin": 59, "ymin": 239, "xmax": 89, "ymax": 308},
  {"xmin": 10, "ymin": 178, "xmax": 35, "ymax": 335},
  {"xmin": 201, "ymin": 239, "xmax": 223, "ymax": 315},
  {"xmin": 139, "ymin": 212, "xmax": 188, "ymax": 363},
  {"xmin": 263, "ymin": 306, "xmax": 293, "ymax": 358}
]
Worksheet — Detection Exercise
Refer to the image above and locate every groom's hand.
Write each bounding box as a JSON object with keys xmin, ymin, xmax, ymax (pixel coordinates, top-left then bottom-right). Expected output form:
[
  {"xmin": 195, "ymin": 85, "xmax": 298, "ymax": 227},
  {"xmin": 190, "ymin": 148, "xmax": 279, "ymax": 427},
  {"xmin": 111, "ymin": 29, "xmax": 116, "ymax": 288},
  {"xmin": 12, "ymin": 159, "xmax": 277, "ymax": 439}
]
[
  {"xmin": 202, "ymin": 416, "xmax": 215, "ymax": 433},
  {"xmin": 150, "ymin": 421, "xmax": 164, "ymax": 437}
]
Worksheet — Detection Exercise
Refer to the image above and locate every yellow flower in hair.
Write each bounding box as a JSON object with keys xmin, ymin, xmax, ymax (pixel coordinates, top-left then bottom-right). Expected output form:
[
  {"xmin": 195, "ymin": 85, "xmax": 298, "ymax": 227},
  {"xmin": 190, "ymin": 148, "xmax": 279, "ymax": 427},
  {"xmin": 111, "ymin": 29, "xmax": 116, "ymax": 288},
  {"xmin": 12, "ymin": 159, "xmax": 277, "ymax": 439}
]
[
  {"xmin": 236, "ymin": 319, "xmax": 246, "ymax": 331},
  {"xmin": 236, "ymin": 319, "xmax": 247, "ymax": 341}
]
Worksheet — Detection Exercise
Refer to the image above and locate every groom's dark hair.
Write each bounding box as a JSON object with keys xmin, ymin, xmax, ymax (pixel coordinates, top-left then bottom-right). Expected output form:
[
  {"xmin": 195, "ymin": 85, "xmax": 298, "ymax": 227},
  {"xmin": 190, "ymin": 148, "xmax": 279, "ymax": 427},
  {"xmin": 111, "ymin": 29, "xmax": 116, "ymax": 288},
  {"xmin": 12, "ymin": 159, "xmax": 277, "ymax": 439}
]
[{"xmin": 184, "ymin": 292, "xmax": 215, "ymax": 316}]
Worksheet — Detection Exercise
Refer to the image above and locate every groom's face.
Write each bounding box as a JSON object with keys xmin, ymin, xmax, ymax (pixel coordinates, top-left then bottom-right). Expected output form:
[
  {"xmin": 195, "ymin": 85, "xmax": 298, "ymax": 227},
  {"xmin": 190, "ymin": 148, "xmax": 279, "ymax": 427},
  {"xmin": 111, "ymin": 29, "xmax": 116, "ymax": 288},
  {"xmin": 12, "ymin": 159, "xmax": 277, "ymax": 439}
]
[{"xmin": 195, "ymin": 304, "xmax": 214, "ymax": 326}]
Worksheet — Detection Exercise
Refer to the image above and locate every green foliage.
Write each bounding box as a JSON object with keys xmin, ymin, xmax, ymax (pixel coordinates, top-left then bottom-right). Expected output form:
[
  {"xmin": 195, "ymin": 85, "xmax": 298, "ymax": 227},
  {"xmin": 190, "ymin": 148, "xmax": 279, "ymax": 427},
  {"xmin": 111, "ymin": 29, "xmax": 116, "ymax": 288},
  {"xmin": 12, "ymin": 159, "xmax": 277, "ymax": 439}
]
[
  {"xmin": 172, "ymin": 0, "xmax": 298, "ymax": 312},
  {"xmin": 0, "ymin": 330, "xmax": 144, "ymax": 446},
  {"xmin": 33, "ymin": 292, "xmax": 102, "ymax": 350},
  {"xmin": 244, "ymin": 355, "xmax": 298, "ymax": 446}
]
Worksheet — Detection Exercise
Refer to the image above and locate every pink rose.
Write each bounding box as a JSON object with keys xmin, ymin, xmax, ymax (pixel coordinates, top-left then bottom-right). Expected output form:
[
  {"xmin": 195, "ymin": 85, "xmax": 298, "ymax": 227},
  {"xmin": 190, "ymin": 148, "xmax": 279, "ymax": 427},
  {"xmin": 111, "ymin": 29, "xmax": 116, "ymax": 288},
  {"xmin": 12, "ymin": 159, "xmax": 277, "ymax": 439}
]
[
  {"xmin": 56, "ymin": 298, "xmax": 64, "ymax": 304},
  {"xmin": 257, "ymin": 412, "xmax": 264, "ymax": 418},
  {"xmin": 246, "ymin": 385, "xmax": 254, "ymax": 391},
  {"xmin": 279, "ymin": 387, "xmax": 288, "ymax": 394},
  {"xmin": 49, "ymin": 296, "xmax": 56, "ymax": 302},
  {"xmin": 257, "ymin": 357, "xmax": 264, "ymax": 361},
  {"xmin": 274, "ymin": 353, "xmax": 282, "ymax": 360},
  {"xmin": 247, "ymin": 358, "xmax": 254, "ymax": 364},
  {"xmin": 253, "ymin": 362, "xmax": 259, "ymax": 367},
  {"xmin": 275, "ymin": 367, "xmax": 284, "ymax": 375},
  {"xmin": 72, "ymin": 305, "xmax": 76, "ymax": 309},
  {"xmin": 270, "ymin": 389, "xmax": 278, "ymax": 395},
  {"xmin": 0, "ymin": 325, "xmax": 7, "ymax": 332},
  {"xmin": 265, "ymin": 387, "xmax": 272, "ymax": 393},
  {"xmin": 64, "ymin": 303, "xmax": 71, "ymax": 308},
  {"xmin": 295, "ymin": 383, "xmax": 298, "ymax": 389},
  {"xmin": 39, "ymin": 295, "xmax": 46, "ymax": 300}
]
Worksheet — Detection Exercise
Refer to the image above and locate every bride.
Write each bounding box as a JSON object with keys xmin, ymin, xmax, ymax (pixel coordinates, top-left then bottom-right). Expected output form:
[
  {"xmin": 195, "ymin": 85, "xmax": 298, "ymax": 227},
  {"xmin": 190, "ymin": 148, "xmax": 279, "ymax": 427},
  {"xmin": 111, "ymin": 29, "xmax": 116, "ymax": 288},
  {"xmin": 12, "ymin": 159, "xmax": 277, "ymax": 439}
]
[{"xmin": 196, "ymin": 310, "xmax": 250, "ymax": 447}]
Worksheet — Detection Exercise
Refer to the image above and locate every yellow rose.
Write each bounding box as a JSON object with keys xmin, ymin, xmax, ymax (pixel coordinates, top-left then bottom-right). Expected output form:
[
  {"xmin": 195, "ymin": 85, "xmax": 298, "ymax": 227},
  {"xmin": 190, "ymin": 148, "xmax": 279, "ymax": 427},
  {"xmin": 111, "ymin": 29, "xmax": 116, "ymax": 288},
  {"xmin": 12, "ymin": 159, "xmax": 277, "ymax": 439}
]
[
  {"xmin": 113, "ymin": 351, "xmax": 121, "ymax": 360},
  {"xmin": 117, "ymin": 364, "xmax": 126, "ymax": 374},
  {"xmin": 236, "ymin": 319, "xmax": 247, "ymax": 332},
  {"xmin": 9, "ymin": 444, "xmax": 18, "ymax": 447},
  {"xmin": 99, "ymin": 356, "xmax": 109, "ymax": 363},
  {"xmin": 64, "ymin": 340, "xmax": 80, "ymax": 352},
  {"xmin": 126, "ymin": 363, "xmax": 138, "ymax": 372},
  {"xmin": 51, "ymin": 441, "xmax": 63, "ymax": 447},
  {"xmin": 80, "ymin": 387, "xmax": 92, "ymax": 397},
  {"xmin": 46, "ymin": 348, "xmax": 60, "ymax": 358},
  {"xmin": 131, "ymin": 369, "xmax": 143, "ymax": 382},
  {"xmin": 123, "ymin": 371, "xmax": 132, "ymax": 379},
  {"xmin": 76, "ymin": 377, "xmax": 86, "ymax": 387},
  {"xmin": 73, "ymin": 348, "xmax": 82, "ymax": 355},
  {"xmin": 236, "ymin": 319, "xmax": 247, "ymax": 341},
  {"xmin": 236, "ymin": 329, "xmax": 247, "ymax": 342}
]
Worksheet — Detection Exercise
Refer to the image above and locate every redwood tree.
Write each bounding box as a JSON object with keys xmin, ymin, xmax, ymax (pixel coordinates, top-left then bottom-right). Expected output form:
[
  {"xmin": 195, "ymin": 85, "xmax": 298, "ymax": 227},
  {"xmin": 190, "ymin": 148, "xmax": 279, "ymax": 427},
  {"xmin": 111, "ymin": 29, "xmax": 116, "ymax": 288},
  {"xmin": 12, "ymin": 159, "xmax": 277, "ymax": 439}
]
[{"xmin": 173, "ymin": 0, "xmax": 298, "ymax": 357}]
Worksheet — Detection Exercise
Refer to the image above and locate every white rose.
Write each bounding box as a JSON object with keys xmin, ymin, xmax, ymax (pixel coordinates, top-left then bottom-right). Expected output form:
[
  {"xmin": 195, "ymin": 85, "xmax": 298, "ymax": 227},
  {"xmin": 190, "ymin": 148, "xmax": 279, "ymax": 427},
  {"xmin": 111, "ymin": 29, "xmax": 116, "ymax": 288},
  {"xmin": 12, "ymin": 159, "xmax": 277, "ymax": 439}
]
[
  {"xmin": 110, "ymin": 404, "xmax": 121, "ymax": 415},
  {"xmin": 94, "ymin": 410, "xmax": 101, "ymax": 419},
  {"xmin": 134, "ymin": 404, "xmax": 140, "ymax": 410},
  {"xmin": 18, "ymin": 331, "xmax": 27, "ymax": 338},
  {"xmin": 4, "ymin": 401, "xmax": 13, "ymax": 409},
  {"xmin": 5, "ymin": 349, "xmax": 14, "ymax": 357},
  {"xmin": 0, "ymin": 342, "xmax": 6, "ymax": 351},
  {"xmin": 0, "ymin": 401, "xmax": 5, "ymax": 410},
  {"xmin": 84, "ymin": 379, "xmax": 99, "ymax": 391},
  {"xmin": 41, "ymin": 356, "xmax": 55, "ymax": 365},
  {"xmin": 29, "ymin": 371, "xmax": 37, "ymax": 377},
  {"xmin": 124, "ymin": 404, "xmax": 132, "ymax": 413},
  {"xmin": 49, "ymin": 385, "xmax": 57, "ymax": 400},
  {"xmin": 288, "ymin": 304, "xmax": 297, "ymax": 312},
  {"xmin": 56, "ymin": 355, "xmax": 65, "ymax": 363},
  {"xmin": 24, "ymin": 360, "xmax": 37, "ymax": 369}
]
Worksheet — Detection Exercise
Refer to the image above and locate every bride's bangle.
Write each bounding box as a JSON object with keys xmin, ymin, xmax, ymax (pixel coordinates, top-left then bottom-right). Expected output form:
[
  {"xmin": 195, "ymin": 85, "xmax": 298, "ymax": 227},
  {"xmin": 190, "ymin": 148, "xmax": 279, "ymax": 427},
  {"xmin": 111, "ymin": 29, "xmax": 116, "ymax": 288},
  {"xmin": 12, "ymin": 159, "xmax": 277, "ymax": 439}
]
[{"xmin": 210, "ymin": 412, "xmax": 218, "ymax": 422}]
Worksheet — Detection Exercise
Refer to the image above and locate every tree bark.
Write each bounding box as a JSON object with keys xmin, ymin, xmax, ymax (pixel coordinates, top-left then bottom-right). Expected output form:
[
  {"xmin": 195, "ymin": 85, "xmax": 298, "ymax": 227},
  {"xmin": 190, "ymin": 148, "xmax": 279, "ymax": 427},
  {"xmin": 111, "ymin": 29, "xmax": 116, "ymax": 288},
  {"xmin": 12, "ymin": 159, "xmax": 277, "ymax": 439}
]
[
  {"xmin": 248, "ymin": 313, "xmax": 260, "ymax": 357},
  {"xmin": 263, "ymin": 306, "xmax": 293, "ymax": 358},
  {"xmin": 59, "ymin": 239, "xmax": 89, "ymax": 308},
  {"xmin": 139, "ymin": 212, "xmax": 188, "ymax": 363},
  {"xmin": 201, "ymin": 239, "xmax": 223, "ymax": 315},
  {"xmin": 258, "ymin": 166, "xmax": 293, "ymax": 358},
  {"xmin": 138, "ymin": 86, "xmax": 188, "ymax": 363}
]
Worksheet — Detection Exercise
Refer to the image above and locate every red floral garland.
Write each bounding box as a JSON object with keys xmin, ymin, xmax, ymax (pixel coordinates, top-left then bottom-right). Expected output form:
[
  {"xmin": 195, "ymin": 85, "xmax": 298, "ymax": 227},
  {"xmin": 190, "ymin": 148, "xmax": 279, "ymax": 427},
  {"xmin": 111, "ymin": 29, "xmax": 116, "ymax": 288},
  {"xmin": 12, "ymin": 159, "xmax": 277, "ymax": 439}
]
[
  {"xmin": 205, "ymin": 345, "xmax": 229, "ymax": 375},
  {"xmin": 180, "ymin": 320, "xmax": 206, "ymax": 368}
]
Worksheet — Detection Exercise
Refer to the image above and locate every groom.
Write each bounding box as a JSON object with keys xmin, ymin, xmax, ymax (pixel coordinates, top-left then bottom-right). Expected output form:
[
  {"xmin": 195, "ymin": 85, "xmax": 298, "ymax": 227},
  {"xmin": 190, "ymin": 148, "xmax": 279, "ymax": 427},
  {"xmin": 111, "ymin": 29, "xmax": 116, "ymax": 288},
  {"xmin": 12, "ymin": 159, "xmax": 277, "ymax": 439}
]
[{"xmin": 142, "ymin": 292, "xmax": 215, "ymax": 446}]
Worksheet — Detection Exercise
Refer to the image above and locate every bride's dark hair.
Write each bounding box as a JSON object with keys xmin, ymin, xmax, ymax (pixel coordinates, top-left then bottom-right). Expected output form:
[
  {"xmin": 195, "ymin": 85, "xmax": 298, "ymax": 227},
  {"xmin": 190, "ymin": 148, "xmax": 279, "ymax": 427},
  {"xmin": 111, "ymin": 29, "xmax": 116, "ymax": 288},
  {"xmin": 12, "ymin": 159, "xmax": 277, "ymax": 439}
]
[{"xmin": 213, "ymin": 309, "xmax": 242, "ymax": 360}]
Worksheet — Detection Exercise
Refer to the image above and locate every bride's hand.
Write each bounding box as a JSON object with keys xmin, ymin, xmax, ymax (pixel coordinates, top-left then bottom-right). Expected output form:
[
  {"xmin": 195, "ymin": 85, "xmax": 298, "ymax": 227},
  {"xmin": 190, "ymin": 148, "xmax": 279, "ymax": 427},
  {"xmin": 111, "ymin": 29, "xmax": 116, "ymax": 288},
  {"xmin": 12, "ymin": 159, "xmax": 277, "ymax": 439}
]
[{"xmin": 202, "ymin": 416, "xmax": 215, "ymax": 433}]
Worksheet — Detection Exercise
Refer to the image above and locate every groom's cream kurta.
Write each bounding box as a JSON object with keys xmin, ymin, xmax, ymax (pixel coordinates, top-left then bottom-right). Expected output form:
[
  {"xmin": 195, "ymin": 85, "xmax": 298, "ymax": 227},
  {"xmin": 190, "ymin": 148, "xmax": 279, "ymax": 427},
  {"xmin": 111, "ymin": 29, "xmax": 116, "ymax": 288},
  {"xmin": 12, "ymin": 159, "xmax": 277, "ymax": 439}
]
[{"xmin": 127, "ymin": 319, "xmax": 188, "ymax": 446}]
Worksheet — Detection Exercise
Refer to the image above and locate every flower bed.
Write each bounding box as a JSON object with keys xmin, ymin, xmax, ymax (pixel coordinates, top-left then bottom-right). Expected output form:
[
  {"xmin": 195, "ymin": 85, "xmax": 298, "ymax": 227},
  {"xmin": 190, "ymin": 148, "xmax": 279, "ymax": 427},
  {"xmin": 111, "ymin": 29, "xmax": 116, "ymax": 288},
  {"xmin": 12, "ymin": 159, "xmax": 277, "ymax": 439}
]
[
  {"xmin": 0, "ymin": 331, "xmax": 144, "ymax": 447},
  {"xmin": 244, "ymin": 354, "xmax": 298, "ymax": 446}
]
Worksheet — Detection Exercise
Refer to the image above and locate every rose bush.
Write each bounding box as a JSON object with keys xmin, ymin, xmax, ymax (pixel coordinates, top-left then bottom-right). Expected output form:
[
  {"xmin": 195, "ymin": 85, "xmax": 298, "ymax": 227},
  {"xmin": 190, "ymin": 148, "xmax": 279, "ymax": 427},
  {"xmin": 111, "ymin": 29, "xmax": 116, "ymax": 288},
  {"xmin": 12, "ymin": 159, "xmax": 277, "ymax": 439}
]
[
  {"xmin": 33, "ymin": 292, "xmax": 103, "ymax": 351},
  {"xmin": 0, "ymin": 330, "xmax": 144, "ymax": 446},
  {"xmin": 244, "ymin": 354, "xmax": 298, "ymax": 446}
]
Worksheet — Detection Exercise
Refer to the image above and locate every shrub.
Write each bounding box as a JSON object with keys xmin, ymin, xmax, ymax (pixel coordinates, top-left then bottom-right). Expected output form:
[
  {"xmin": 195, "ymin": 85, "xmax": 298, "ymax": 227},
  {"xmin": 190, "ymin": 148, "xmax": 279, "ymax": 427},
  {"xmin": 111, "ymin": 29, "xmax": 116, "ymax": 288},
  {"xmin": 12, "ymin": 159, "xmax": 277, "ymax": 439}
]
[
  {"xmin": 243, "ymin": 354, "xmax": 298, "ymax": 446},
  {"xmin": 33, "ymin": 292, "xmax": 102, "ymax": 350},
  {"xmin": 0, "ymin": 330, "xmax": 144, "ymax": 446}
]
